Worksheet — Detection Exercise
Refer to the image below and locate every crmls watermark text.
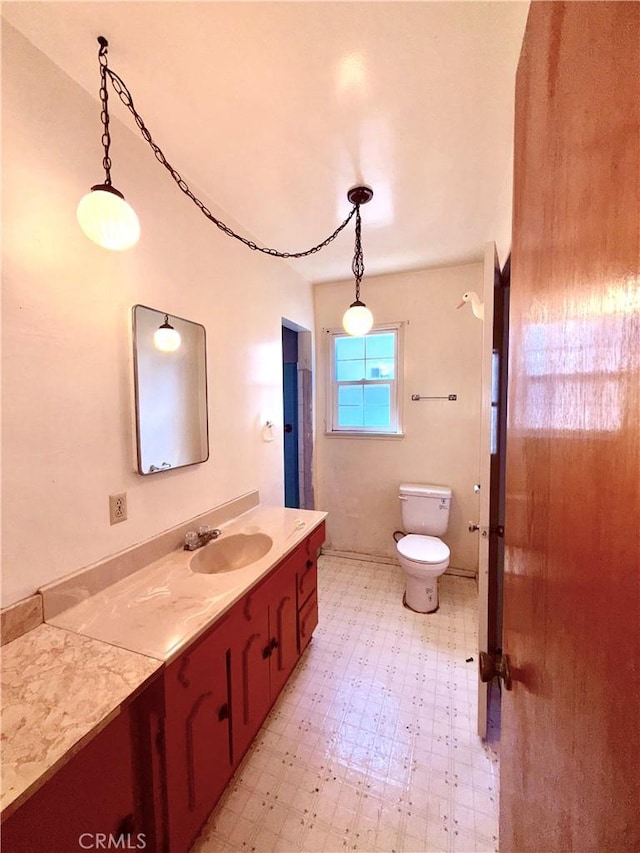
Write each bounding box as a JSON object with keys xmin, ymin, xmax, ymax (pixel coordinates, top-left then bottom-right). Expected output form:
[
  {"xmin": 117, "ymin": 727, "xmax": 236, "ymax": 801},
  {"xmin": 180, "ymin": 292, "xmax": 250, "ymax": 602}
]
[{"xmin": 78, "ymin": 833, "xmax": 146, "ymax": 850}]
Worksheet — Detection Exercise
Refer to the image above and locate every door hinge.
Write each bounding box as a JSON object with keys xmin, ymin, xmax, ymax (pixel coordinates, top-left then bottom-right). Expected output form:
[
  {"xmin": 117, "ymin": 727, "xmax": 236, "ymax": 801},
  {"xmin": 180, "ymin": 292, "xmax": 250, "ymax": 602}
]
[{"xmin": 479, "ymin": 650, "xmax": 512, "ymax": 690}]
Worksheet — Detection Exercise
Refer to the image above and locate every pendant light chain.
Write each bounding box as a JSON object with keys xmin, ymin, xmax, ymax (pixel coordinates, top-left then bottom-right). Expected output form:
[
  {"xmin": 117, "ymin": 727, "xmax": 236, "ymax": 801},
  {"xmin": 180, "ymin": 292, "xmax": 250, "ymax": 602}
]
[
  {"xmin": 98, "ymin": 38, "xmax": 113, "ymax": 186},
  {"xmin": 97, "ymin": 40, "xmax": 357, "ymax": 258},
  {"xmin": 352, "ymin": 205, "xmax": 364, "ymax": 301}
]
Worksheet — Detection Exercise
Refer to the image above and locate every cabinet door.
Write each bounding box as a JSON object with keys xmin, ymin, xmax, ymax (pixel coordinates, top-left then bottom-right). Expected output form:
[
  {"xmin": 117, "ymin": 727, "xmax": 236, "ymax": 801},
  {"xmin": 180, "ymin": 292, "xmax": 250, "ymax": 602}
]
[
  {"xmin": 228, "ymin": 588, "xmax": 271, "ymax": 765},
  {"xmin": 268, "ymin": 549, "xmax": 300, "ymax": 697},
  {"xmin": 164, "ymin": 626, "xmax": 232, "ymax": 853},
  {"xmin": 2, "ymin": 707, "xmax": 138, "ymax": 853}
]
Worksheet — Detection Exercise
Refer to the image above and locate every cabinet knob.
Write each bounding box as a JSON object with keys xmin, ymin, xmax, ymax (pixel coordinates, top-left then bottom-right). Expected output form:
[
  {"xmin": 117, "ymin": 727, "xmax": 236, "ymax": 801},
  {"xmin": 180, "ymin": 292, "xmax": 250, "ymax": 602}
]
[
  {"xmin": 306, "ymin": 559, "xmax": 313, "ymax": 569},
  {"xmin": 270, "ymin": 637, "xmax": 279, "ymax": 650},
  {"xmin": 262, "ymin": 644, "xmax": 273, "ymax": 659},
  {"xmin": 218, "ymin": 703, "xmax": 230, "ymax": 722}
]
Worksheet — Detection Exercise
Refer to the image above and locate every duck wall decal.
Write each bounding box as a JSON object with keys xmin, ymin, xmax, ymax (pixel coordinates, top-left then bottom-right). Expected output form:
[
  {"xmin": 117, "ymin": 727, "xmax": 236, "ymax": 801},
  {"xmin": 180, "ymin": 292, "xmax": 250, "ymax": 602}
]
[{"xmin": 456, "ymin": 291, "xmax": 484, "ymax": 320}]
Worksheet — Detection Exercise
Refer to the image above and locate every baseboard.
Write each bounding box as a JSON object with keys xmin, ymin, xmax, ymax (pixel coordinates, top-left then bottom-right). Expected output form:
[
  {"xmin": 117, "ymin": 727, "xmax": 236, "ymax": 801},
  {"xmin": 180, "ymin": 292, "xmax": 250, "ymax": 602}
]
[{"xmin": 320, "ymin": 548, "xmax": 477, "ymax": 580}]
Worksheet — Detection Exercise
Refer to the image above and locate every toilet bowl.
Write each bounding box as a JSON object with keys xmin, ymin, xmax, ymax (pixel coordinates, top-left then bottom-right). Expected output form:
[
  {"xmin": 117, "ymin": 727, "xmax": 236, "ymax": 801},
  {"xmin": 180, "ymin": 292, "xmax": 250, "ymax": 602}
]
[
  {"xmin": 396, "ymin": 483, "xmax": 452, "ymax": 613},
  {"xmin": 397, "ymin": 534, "xmax": 450, "ymax": 612}
]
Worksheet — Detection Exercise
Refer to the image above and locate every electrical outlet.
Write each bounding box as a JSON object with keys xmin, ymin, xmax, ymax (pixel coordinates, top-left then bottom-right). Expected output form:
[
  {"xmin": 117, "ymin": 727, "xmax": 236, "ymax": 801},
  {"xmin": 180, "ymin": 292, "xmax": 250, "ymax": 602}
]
[{"xmin": 109, "ymin": 492, "xmax": 127, "ymax": 525}]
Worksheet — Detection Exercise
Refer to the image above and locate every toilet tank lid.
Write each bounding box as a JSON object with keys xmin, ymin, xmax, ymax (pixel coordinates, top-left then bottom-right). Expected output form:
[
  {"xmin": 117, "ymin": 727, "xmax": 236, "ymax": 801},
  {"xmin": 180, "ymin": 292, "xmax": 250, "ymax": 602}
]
[{"xmin": 399, "ymin": 483, "xmax": 452, "ymax": 499}]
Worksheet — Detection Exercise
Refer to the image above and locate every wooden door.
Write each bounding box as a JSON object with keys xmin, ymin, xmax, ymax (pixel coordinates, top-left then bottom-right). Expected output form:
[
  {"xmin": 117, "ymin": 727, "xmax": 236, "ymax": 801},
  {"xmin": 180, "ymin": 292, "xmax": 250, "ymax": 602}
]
[
  {"xmin": 501, "ymin": 3, "xmax": 640, "ymax": 851},
  {"xmin": 164, "ymin": 626, "xmax": 232, "ymax": 853}
]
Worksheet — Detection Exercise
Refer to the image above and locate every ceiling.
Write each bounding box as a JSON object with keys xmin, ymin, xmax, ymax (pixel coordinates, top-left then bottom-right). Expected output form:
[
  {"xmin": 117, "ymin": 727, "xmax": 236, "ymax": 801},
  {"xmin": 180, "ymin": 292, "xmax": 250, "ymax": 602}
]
[{"xmin": 3, "ymin": 1, "xmax": 529, "ymax": 283}]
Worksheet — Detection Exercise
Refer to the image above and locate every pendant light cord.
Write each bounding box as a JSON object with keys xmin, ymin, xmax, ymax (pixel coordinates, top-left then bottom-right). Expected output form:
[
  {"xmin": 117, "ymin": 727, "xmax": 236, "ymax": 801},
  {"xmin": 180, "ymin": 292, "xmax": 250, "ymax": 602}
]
[
  {"xmin": 98, "ymin": 37, "xmax": 113, "ymax": 186},
  {"xmin": 352, "ymin": 205, "xmax": 364, "ymax": 301},
  {"xmin": 96, "ymin": 39, "xmax": 358, "ymax": 258}
]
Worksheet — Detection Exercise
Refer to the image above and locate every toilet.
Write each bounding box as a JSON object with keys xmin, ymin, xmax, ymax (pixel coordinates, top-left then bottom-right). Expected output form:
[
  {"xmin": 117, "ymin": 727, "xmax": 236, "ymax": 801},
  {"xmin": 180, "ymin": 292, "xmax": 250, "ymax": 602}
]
[{"xmin": 396, "ymin": 483, "xmax": 452, "ymax": 613}]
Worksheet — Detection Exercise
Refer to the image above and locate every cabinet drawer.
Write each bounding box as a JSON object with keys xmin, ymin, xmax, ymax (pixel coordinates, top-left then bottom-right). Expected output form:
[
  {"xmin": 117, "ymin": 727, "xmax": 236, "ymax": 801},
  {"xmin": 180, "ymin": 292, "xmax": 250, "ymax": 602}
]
[
  {"xmin": 298, "ymin": 560, "xmax": 317, "ymax": 607},
  {"xmin": 298, "ymin": 590, "xmax": 318, "ymax": 653},
  {"xmin": 306, "ymin": 522, "xmax": 326, "ymax": 560}
]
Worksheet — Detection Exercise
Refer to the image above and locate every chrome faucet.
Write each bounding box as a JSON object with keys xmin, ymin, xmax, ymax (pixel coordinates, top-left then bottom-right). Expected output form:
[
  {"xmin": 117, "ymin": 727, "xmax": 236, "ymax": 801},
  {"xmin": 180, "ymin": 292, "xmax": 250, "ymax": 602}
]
[{"xmin": 184, "ymin": 527, "xmax": 222, "ymax": 551}]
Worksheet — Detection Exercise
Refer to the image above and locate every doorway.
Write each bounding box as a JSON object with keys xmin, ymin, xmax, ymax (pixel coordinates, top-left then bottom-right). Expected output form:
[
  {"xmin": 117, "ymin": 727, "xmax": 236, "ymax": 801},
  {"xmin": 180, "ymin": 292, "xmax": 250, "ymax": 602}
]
[{"xmin": 281, "ymin": 323, "xmax": 314, "ymax": 510}]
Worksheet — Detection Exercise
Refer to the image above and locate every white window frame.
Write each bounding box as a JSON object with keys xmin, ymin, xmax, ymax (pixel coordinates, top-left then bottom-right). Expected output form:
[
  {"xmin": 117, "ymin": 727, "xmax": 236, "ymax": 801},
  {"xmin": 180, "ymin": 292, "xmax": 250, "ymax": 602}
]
[{"xmin": 326, "ymin": 323, "xmax": 404, "ymax": 437}]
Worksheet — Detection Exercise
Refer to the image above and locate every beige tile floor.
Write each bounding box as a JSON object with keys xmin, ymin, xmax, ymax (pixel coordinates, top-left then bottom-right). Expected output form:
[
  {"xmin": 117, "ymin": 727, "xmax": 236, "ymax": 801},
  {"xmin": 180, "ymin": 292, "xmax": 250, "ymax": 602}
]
[{"xmin": 193, "ymin": 555, "xmax": 499, "ymax": 853}]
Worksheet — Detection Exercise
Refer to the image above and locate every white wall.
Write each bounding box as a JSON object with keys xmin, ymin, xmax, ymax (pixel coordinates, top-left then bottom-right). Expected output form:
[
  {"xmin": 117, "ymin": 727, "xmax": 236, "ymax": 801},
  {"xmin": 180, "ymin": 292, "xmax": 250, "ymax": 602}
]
[
  {"xmin": 314, "ymin": 264, "xmax": 483, "ymax": 573},
  {"xmin": 1, "ymin": 25, "xmax": 313, "ymax": 607}
]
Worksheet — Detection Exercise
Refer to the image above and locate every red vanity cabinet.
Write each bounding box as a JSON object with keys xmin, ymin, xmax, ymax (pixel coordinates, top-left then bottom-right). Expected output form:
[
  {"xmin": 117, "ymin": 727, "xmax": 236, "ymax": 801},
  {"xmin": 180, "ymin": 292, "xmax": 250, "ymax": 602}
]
[
  {"xmin": 163, "ymin": 618, "xmax": 233, "ymax": 853},
  {"xmin": 158, "ymin": 525, "xmax": 324, "ymax": 850},
  {"xmin": 2, "ymin": 523, "xmax": 326, "ymax": 853}
]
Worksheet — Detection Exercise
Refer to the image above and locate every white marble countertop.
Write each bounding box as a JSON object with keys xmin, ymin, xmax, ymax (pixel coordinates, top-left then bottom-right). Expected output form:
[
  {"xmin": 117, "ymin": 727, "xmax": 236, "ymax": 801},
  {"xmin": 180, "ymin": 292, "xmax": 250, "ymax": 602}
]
[
  {"xmin": 1, "ymin": 504, "xmax": 325, "ymax": 820},
  {"xmin": 48, "ymin": 505, "xmax": 326, "ymax": 663},
  {"xmin": 0, "ymin": 624, "xmax": 161, "ymax": 819}
]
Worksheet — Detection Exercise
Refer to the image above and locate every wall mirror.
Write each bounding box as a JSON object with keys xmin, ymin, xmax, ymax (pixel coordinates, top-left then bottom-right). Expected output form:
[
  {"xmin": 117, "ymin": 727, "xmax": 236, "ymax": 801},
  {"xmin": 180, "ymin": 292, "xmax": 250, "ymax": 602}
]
[{"xmin": 132, "ymin": 305, "xmax": 209, "ymax": 475}]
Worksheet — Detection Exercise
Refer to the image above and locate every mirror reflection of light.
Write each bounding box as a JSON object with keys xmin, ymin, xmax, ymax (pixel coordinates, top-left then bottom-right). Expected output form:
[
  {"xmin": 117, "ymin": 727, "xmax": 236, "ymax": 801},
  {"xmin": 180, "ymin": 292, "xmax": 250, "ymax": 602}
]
[{"xmin": 154, "ymin": 323, "xmax": 181, "ymax": 352}]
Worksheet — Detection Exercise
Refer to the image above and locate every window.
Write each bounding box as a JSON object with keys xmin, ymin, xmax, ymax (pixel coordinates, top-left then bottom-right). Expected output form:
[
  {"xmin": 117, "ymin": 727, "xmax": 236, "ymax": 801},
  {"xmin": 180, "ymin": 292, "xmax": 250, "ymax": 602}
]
[{"xmin": 327, "ymin": 325, "xmax": 403, "ymax": 435}]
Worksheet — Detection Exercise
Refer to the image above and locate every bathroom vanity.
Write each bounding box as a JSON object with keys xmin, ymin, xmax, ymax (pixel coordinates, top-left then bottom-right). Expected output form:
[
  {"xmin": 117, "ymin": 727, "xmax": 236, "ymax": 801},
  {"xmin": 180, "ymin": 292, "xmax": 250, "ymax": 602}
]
[{"xmin": 1, "ymin": 505, "xmax": 325, "ymax": 853}]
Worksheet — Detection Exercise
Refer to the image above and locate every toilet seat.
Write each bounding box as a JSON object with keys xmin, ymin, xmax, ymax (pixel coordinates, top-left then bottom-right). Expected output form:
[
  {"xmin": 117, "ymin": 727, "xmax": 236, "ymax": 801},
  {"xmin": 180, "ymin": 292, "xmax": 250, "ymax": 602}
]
[{"xmin": 397, "ymin": 534, "xmax": 449, "ymax": 564}]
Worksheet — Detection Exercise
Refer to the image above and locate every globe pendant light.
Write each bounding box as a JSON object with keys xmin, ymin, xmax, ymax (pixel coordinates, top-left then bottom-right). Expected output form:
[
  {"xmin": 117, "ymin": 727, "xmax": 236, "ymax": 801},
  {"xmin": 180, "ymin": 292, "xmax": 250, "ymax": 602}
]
[
  {"xmin": 78, "ymin": 37, "xmax": 377, "ymax": 291},
  {"xmin": 343, "ymin": 300, "xmax": 374, "ymax": 336},
  {"xmin": 154, "ymin": 315, "xmax": 181, "ymax": 352},
  {"xmin": 77, "ymin": 183, "xmax": 140, "ymax": 251},
  {"xmin": 77, "ymin": 37, "xmax": 140, "ymax": 251},
  {"xmin": 342, "ymin": 186, "xmax": 374, "ymax": 335}
]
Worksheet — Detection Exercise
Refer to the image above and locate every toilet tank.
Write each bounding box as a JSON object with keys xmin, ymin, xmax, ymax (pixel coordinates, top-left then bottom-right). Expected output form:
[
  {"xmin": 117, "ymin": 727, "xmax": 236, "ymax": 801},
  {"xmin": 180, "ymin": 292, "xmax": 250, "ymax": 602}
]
[{"xmin": 399, "ymin": 483, "xmax": 452, "ymax": 536}]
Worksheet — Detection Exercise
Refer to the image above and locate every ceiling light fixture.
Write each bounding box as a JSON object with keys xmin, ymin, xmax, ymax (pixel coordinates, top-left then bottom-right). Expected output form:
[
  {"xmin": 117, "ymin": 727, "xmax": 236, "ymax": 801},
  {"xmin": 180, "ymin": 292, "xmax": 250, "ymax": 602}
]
[
  {"xmin": 342, "ymin": 186, "xmax": 374, "ymax": 336},
  {"xmin": 78, "ymin": 38, "xmax": 375, "ymax": 333},
  {"xmin": 77, "ymin": 37, "xmax": 140, "ymax": 250},
  {"xmin": 154, "ymin": 314, "xmax": 181, "ymax": 352}
]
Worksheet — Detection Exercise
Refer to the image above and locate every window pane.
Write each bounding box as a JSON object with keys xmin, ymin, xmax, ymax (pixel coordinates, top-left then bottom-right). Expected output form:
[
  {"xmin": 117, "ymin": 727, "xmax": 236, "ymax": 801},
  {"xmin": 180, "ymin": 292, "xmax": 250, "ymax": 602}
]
[
  {"xmin": 338, "ymin": 406, "xmax": 364, "ymax": 427},
  {"xmin": 338, "ymin": 385, "xmax": 363, "ymax": 406},
  {"xmin": 335, "ymin": 336, "xmax": 364, "ymax": 362},
  {"xmin": 365, "ymin": 358, "xmax": 394, "ymax": 380},
  {"xmin": 363, "ymin": 406, "xmax": 390, "ymax": 428},
  {"xmin": 365, "ymin": 333, "xmax": 394, "ymax": 359},
  {"xmin": 363, "ymin": 385, "xmax": 390, "ymax": 406},
  {"xmin": 330, "ymin": 329, "xmax": 400, "ymax": 435},
  {"xmin": 336, "ymin": 360, "xmax": 365, "ymax": 381}
]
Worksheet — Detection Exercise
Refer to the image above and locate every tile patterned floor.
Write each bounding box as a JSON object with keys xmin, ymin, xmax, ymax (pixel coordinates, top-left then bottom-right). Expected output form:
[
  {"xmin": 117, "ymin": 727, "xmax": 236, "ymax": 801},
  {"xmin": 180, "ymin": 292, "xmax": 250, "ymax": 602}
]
[{"xmin": 193, "ymin": 556, "xmax": 499, "ymax": 853}]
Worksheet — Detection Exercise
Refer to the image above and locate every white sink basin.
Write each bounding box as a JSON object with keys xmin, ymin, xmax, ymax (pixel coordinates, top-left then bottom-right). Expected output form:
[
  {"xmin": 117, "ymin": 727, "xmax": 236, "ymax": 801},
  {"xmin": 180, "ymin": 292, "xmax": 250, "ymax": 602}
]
[{"xmin": 189, "ymin": 532, "xmax": 273, "ymax": 574}]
